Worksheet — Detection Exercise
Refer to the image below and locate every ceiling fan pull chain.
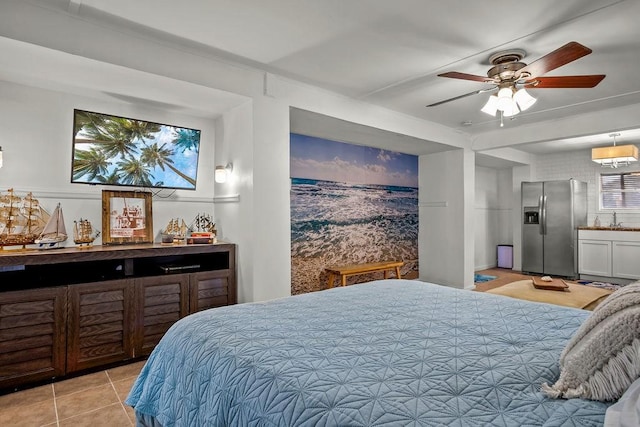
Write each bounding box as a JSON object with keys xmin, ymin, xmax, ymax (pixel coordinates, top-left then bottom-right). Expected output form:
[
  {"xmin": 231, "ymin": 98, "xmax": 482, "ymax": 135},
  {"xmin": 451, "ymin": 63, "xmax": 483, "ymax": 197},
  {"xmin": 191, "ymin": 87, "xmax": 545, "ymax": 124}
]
[{"xmin": 500, "ymin": 111, "xmax": 504, "ymax": 128}]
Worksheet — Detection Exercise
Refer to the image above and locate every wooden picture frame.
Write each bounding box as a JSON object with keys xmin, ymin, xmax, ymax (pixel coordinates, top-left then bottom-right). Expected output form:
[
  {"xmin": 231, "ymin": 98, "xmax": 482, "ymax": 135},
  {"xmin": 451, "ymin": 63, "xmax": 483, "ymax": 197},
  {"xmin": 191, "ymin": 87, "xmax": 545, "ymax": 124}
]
[{"xmin": 102, "ymin": 190, "xmax": 153, "ymax": 245}]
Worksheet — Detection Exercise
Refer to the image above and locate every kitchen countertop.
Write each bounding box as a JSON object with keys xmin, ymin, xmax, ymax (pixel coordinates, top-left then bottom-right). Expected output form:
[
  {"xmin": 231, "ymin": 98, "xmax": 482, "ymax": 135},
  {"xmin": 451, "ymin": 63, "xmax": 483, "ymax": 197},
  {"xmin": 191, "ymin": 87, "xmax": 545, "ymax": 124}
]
[{"xmin": 579, "ymin": 226, "xmax": 640, "ymax": 232}]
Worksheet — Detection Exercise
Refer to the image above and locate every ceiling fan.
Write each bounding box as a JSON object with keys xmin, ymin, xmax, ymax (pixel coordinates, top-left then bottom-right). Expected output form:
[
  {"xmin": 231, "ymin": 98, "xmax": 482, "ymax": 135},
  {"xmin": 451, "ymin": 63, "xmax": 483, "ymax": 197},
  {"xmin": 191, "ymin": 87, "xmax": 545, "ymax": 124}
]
[{"xmin": 427, "ymin": 41, "xmax": 605, "ymax": 118}]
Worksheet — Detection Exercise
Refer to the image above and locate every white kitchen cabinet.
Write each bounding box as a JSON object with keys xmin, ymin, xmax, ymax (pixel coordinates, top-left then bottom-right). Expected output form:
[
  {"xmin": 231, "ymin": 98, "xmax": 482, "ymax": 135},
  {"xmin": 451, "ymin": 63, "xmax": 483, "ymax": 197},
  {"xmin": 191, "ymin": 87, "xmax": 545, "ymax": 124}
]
[
  {"xmin": 578, "ymin": 239, "xmax": 612, "ymax": 277},
  {"xmin": 578, "ymin": 229, "xmax": 640, "ymax": 282},
  {"xmin": 612, "ymin": 241, "xmax": 640, "ymax": 279}
]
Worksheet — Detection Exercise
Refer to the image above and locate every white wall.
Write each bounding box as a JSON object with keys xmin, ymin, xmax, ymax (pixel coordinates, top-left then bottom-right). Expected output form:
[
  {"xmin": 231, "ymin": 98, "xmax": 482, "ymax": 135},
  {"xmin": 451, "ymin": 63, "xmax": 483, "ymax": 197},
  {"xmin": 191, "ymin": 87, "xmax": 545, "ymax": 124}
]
[
  {"xmin": 474, "ymin": 166, "xmax": 514, "ymax": 270},
  {"xmin": 249, "ymin": 97, "xmax": 293, "ymax": 301},
  {"xmin": 475, "ymin": 167, "xmax": 499, "ymax": 270},
  {"xmin": 497, "ymin": 168, "xmax": 514, "ymax": 244},
  {"xmin": 475, "ymin": 166, "xmax": 498, "ymax": 270},
  {"xmin": 0, "ymin": 81, "xmax": 218, "ymax": 245},
  {"xmin": 420, "ymin": 149, "xmax": 475, "ymax": 288},
  {"xmin": 214, "ymin": 101, "xmax": 254, "ymax": 303}
]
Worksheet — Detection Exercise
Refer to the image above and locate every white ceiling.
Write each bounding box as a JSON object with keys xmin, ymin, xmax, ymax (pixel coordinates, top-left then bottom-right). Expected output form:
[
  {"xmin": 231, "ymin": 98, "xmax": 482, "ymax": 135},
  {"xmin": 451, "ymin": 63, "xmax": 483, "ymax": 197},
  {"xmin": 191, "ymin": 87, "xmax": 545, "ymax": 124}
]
[
  {"xmin": 0, "ymin": 37, "xmax": 249, "ymax": 120},
  {"xmin": 10, "ymin": 0, "xmax": 640, "ymax": 160}
]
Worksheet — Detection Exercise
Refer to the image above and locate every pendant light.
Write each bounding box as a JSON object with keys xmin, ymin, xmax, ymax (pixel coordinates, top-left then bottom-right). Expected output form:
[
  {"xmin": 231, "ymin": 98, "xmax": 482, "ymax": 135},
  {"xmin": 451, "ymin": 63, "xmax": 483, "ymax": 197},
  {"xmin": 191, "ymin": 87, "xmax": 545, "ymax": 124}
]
[{"xmin": 592, "ymin": 133, "xmax": 639, "ymax": 168}]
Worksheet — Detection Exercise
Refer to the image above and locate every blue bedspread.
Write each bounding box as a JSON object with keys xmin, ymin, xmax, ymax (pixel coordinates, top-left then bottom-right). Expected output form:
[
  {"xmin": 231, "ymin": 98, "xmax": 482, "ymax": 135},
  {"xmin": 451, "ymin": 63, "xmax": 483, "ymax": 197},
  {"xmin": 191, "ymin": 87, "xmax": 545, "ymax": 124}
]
[{"xmin": 126, "ymin": 280, "xmax": 610, "ymax": 426}]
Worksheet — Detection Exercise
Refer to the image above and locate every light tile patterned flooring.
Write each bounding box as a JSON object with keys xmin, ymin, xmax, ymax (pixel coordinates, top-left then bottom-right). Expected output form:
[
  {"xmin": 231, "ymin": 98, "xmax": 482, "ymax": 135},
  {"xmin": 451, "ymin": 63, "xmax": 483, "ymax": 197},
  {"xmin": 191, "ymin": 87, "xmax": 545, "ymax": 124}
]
[{"xmin": 0, "ymin": 360, "xmax": 145, "ymax": 427}]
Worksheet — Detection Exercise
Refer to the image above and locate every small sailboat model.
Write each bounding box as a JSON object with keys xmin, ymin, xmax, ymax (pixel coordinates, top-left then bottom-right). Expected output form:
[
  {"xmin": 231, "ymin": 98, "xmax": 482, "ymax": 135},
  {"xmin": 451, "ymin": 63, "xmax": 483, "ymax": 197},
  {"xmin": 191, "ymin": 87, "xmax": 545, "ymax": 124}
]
[
  {"xmin": 35, "ymin": 203, "xmax": 68, "ymax": 248},
  {"xmin": 73, "ymin": 218, "xmax": 100, "ymax": 247},
  {"xmin": 0, "ymin": 188, "xmax": 49, "ymax": 249},
  {"xmin": 187, "ymin": 213, "xmax": 217, "ymax": 244},
  {"xmin": 190, "ymin": 213, "xmax": 217, "ymax": 234},
  {"xmin": 162, "ymin": 218, "xmax": 188, "ymax": 244}
]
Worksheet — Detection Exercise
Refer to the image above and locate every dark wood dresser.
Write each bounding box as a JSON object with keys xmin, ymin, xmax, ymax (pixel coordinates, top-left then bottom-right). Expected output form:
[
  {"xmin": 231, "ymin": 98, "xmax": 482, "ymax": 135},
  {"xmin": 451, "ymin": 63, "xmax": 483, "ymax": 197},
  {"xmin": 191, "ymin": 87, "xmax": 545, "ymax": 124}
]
[{"xmin": 0, "ymin": 242, "xmax": 236, "ymax": 392}]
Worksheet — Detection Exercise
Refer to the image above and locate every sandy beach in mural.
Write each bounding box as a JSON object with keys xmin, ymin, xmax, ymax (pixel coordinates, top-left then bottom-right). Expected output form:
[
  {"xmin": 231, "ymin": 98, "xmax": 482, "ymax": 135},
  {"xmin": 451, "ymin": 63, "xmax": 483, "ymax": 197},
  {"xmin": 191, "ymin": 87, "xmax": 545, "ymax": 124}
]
[
  {"xmin": 292, "ymin": 255, "xmax": 419, "ymax": 295},
  {"xmin": 290, "ymin": 178, "xmax": 419, "ymax": 295}
]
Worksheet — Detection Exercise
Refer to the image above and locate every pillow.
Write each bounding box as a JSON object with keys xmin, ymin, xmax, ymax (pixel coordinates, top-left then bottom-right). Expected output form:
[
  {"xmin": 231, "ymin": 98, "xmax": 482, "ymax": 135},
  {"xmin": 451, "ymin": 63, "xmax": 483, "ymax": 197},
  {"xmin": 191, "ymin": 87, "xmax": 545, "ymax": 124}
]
[
  {"xmin": 604, "ymin": 376, "xmax": 640, "ymax": 427},
  {"xmin": 542, "ymin": 281, "xmax": 640, "ymax": 401}
]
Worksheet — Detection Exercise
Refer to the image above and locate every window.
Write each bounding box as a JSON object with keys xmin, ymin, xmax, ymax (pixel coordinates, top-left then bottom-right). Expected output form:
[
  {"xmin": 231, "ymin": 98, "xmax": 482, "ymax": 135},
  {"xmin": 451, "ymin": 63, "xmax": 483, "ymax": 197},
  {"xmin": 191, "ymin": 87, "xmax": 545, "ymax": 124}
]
[{"xmin": 600, "ymin": 172, "xmax": 640, "ymax": 209}]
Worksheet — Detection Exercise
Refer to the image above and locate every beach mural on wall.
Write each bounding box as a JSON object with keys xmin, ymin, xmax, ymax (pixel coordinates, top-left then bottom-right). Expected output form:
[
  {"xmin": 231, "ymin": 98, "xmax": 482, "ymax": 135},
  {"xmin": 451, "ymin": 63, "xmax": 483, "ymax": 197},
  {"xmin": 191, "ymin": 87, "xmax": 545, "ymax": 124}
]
[{"xmin": 290, "ymin": 133, "xmax": 419, "ymax": 295}]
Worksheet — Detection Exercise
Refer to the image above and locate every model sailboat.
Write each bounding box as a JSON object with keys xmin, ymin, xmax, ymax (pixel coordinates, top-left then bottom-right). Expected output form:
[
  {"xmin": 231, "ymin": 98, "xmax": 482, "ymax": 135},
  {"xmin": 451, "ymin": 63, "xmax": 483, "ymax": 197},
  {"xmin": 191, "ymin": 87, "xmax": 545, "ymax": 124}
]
[
  {"xmin": 190, "ymin": 213, "xmax": 216, "ymax": 234},
  {"xmin": 163, "ymin": 218, "xmax": 188, "ymax": 243},
  {"xmin": 0, "ymin": 188, "xmax": 49, "ymax": 248},
  {"xmin": 187, "ymin": 213, "xmax": 217, "ymax": 244},
  {"xmin": 73, "ymin": 218, "xmax": 100, "ymax": 247},
  {"xmin": 36, "ymin": 203, "xmax": 68, "ymax": 248}
]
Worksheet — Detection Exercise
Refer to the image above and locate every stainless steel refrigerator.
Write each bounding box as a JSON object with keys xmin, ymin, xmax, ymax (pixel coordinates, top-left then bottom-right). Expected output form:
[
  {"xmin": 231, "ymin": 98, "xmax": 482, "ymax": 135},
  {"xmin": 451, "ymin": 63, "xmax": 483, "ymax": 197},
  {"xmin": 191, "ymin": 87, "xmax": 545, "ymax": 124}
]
[{"xmin": 521, "ymin": 179, "xmax": 587, "ymax": 278}]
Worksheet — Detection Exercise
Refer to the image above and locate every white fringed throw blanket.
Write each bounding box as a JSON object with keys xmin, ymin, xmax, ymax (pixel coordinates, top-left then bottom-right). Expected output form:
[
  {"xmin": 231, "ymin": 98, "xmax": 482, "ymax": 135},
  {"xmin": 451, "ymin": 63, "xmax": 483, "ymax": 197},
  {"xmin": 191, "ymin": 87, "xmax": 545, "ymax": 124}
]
[{"xmin": 542, "ymin": 282, "xmax": 640, "ymax": 401}]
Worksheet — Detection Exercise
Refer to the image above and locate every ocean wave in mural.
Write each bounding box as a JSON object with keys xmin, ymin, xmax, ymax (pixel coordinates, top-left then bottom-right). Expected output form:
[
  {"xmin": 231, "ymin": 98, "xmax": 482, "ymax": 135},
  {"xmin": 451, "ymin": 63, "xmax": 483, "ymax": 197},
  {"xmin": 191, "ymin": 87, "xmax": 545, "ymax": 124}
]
[{"xmin": 290, "ymin": 133, "xmax": 418, "ymax": 295}]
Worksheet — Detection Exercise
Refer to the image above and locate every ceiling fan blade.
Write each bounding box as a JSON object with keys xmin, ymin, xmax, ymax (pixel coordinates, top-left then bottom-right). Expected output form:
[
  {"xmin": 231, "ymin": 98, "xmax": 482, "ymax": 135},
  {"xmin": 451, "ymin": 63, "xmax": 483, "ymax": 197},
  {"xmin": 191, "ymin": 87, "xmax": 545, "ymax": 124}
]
[
  {"xmin": 518, "ymin": 41, "xmax": 592, "ymax": 78},
  {"xmin": 426, "ymin": 87, "xmax": 496, "ymax": 107},
  {"xmin": 438, "ymin": 71, "xmax": 494, "ymax": 83},
  {"xmin": 526, "ymin": 75, "xmax": 605, "ymax": 88}
]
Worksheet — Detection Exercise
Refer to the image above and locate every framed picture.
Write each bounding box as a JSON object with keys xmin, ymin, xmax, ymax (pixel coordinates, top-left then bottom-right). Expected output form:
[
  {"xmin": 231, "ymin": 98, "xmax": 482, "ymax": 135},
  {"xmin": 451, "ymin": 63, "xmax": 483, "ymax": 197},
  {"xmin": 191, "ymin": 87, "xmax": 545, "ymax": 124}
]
[{"xmin": 102, "ymin": 190, "xmax": 153, "ymax": 245}]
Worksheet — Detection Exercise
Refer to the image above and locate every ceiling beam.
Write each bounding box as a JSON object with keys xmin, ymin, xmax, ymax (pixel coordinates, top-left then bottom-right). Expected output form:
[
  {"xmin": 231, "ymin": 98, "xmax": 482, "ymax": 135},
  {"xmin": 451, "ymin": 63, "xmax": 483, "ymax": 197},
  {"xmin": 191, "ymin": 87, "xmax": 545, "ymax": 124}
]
[{"xmin": 67, "ymin": 0, "xmax": 82, "ymax": 15}]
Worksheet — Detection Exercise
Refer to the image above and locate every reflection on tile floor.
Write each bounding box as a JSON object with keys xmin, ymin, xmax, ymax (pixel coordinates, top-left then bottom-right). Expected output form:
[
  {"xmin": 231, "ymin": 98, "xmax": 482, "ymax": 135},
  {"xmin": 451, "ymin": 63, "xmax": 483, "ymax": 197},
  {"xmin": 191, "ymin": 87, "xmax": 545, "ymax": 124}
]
[{"xmin": 0, "ymin": 360, "xmax": 146, "ymax": 427}]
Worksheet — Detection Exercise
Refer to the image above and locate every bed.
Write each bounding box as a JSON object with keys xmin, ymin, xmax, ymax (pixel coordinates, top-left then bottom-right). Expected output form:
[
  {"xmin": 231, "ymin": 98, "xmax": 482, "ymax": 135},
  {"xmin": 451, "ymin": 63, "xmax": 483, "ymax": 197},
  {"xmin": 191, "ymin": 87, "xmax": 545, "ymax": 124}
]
[{"xmin": 126, "ymin": 279, "xmax": 611, "ymax": 426}]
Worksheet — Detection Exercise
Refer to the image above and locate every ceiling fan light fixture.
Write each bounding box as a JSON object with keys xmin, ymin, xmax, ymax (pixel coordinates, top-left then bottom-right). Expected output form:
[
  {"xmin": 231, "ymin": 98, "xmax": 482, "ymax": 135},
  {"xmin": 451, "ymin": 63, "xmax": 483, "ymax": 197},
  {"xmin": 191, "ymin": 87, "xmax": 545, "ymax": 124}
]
[
  {"xmin": 496, "ymin": 87, "xmax": 514, "ymax": 111},
  {"xmin": 481, "ymin": 95, "xmax": 498, "ymax": 116},
  {"xmin": 501, "ymin": 100, "xmax": 519, "ymax": 117},
  {"xmin": 513, "ymin": 88, "xmax": 536, "ymax": 111},
  {"xmin": 482, "ymin": 87, "xmax": 522, "ymax": 118}
]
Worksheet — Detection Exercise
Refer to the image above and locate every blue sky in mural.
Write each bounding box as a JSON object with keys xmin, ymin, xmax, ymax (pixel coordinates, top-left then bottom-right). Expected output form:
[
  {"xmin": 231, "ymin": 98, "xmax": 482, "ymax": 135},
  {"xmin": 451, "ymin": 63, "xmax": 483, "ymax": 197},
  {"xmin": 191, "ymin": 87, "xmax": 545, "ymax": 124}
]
[{"xmin": 290, "ymin": 133, "xmax": 418, "ymax": 188}]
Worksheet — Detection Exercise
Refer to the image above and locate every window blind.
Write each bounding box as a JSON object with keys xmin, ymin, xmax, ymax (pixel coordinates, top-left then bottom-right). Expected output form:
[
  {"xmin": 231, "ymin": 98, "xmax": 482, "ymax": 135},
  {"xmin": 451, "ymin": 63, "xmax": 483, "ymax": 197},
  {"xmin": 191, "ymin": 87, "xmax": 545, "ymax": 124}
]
[{"xmin": 600, "ymin": 172, "xmax": 640, "ymax": 209}]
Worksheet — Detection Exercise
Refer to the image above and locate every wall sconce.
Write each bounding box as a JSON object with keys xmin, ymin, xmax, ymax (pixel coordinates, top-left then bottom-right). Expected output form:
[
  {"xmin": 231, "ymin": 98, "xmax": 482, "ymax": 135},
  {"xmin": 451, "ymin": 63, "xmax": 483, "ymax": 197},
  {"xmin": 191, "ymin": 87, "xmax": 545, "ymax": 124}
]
[
  {"xmin": 0, "ymin": 147, "xmax": 3, "ymax": 168},
  {"xmin": 214, "ymin": 162, "xmax": 233, "ymax": 183}
]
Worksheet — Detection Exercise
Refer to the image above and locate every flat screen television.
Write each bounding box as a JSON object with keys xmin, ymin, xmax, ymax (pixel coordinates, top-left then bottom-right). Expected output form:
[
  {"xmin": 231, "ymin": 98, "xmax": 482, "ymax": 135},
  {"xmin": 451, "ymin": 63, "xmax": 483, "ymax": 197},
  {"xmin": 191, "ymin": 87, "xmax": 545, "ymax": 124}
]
[{"xmin": 71, "ymin": 109, "xmax": 201, "ymax": 190}]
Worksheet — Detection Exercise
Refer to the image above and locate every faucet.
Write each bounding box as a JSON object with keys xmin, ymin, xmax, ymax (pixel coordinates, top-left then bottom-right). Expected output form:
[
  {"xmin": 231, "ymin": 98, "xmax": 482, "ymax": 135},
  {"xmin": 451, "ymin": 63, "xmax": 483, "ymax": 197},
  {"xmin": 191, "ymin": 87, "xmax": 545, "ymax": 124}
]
[{"xmin": 610, "ymin": 211, "xmax": 622, "ymax": 228}]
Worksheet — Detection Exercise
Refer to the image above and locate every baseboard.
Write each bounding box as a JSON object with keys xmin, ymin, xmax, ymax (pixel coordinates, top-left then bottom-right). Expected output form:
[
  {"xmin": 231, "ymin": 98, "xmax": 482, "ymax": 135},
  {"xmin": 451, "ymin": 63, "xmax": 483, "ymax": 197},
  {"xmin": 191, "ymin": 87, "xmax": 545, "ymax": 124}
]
[
  {"xmin": 578, "ymin": 274, "xmax": 635, "ymax": 286},
  {"xmin": 475, "ymin": 263, "xmax": 497, "ymax": 271}
]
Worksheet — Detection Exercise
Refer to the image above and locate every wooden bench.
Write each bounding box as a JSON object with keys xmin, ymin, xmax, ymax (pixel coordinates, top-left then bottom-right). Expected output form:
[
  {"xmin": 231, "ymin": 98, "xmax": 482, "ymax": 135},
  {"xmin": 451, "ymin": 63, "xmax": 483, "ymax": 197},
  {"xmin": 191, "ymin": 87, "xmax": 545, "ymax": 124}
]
[{"xmin": 325, "ymin": 261, "xmax": 404, "ymax": 288}]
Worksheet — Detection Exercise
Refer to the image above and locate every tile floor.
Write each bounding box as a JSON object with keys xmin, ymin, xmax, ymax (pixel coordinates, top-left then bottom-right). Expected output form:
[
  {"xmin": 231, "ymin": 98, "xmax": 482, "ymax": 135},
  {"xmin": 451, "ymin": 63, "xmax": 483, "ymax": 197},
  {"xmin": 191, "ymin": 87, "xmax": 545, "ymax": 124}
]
[{"xmin": 0, "ymin": 360, "xmax": 145, "ymax": 427}]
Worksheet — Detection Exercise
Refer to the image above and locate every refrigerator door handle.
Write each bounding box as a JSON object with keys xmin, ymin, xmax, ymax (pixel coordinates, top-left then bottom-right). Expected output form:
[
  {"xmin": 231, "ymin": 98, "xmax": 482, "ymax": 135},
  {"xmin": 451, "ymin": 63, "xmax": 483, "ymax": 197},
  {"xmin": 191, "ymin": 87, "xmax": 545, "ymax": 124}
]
[
  {"xmin": 541, "ymin": 195, "xmax": 547, "ymax": 235},
  {"xmin": 538, "ymin": 195, "xmax": 544, "ymax": 235}
]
